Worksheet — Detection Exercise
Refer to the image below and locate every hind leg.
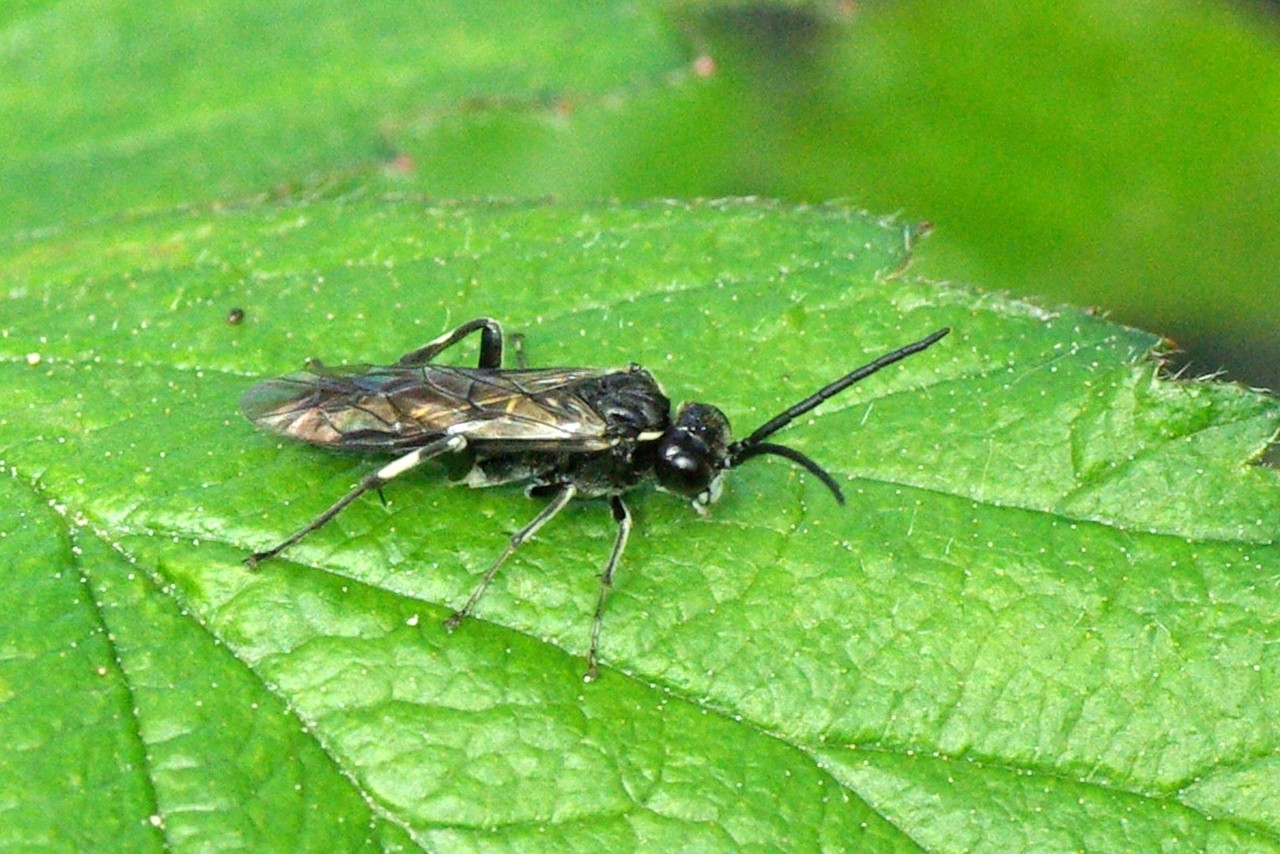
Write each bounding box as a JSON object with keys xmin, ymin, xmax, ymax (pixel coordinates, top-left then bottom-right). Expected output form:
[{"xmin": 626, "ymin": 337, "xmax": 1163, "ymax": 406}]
[
  {"xmin": 396, "ymin": 318, "xmax": 504, "ymax": 369},
  {"xmin": 245, "ymin": 434, "xmax": 467, "ymax": 567}
]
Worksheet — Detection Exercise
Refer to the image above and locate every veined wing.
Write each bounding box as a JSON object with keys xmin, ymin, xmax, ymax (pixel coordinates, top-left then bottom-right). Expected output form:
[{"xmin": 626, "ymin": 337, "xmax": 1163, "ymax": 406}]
[{"xmin": 240, "ymin": 364, "xmax": 619, "ymax": 451}]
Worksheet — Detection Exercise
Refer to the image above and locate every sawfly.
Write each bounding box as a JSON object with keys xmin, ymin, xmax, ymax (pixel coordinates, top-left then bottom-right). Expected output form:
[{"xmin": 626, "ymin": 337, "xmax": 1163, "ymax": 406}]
[{"xmin": 241, "ymin": 317, "xmax": 950, "ymax": 680}]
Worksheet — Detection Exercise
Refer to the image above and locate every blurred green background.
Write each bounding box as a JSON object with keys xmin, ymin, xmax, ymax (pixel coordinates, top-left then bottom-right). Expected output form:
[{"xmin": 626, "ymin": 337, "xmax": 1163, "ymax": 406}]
[{"xmin": 4, "ymin": 0, "xmax": 1277, "ymax": 389}]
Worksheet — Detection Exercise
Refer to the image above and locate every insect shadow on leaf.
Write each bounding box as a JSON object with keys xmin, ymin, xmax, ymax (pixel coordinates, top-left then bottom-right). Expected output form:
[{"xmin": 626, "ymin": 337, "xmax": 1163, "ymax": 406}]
[{"xmin": 240, "ymin": 317, "xmax": 949, "ymax": 680}]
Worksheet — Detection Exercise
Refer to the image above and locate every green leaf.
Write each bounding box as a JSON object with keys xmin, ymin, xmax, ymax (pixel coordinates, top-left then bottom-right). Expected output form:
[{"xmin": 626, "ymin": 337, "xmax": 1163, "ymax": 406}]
[
  {"xmin": 7, "ymin": 0, "xmax": 1278, "ymax": 390},
  {"xmin": 3, "ymin": 199, "xmax": 1278, "ymax": 850},
  {"xmin": 0, "ymin": 1, "xmax": 686, "ymax": 231}
]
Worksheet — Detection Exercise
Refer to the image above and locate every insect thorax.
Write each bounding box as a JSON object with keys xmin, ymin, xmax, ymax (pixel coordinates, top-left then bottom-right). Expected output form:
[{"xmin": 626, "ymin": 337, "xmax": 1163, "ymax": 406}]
[
  {"xmin": 459, "ymin": 440, "xmax": 661, "ymax": 496},
  {"xmin": 460, "ymin": 366, "xmax": 673, "ymax": 496},
  {"xmin": 572, "ymin": 365, "xmax": 672, "ymax": 438}
]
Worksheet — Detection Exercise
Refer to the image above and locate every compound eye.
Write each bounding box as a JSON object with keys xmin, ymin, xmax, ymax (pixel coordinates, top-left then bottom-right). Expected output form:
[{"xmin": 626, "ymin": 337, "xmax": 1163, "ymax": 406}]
[{"xmin": 655, "ymin": 441, "xmax": 713, "ymax": 497}]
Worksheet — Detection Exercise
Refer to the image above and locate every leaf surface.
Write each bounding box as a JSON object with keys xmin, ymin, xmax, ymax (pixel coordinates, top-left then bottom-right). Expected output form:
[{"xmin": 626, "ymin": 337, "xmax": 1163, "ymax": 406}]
[{"xmin": 2, "ymin": 199, "xmax": 1278, "ymax": 850}]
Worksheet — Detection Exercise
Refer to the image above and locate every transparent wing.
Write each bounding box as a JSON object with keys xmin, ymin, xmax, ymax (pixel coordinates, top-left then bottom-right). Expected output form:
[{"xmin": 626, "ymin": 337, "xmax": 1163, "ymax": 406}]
[{"xmin": 239, "ymin": 364, "xmax": 618, "ymax": 452}]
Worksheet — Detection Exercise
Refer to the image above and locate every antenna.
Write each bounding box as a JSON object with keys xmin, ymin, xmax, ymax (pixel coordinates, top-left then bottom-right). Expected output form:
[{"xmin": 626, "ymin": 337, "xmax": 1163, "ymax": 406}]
[
  {"xmin": 727, "ymin": 327, "xmax": 950, "ymax": 503},
  {"xmin": 733, "ymin": 327, "xmax": 949, "ymax": 451}
]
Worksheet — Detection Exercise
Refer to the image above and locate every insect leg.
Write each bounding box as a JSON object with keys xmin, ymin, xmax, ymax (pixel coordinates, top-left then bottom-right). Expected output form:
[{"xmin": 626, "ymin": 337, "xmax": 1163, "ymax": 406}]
[
  {"xmin": 444, "ymin": 483, "xmax": 577, "ymax": 631},
  {"xmin": 510, "ymin": 332, "xmax": 527, "ymax": 369},
  {"xmin": 585, "ymin": 496, "xmax": 632, "ymax": 682},
  {"xmin": 244, "ymin": 434, "xmax": 467, "ymax": 568},
  {"xmin": 396, "ymin": 317, "xmax": 504, "ymax": 369}
]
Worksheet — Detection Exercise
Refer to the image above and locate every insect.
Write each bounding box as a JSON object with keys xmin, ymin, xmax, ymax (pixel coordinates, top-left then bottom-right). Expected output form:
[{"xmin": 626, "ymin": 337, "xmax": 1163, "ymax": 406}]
[{"xmin": 240, "ymin": 317, "xmax": 949, "ymax": 680}]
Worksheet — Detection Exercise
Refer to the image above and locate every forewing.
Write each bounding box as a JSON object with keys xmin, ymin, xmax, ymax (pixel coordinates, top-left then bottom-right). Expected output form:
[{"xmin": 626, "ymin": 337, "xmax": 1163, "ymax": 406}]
[
  {"xmin": 400, "ymin": 367, "xmax": 614, "ymax": 445},
  {"xmin": 240, "ymin": 364, "xmax": 616, "ymax": 451},
  {"xmin": 239, "ymin": 365, "xmax": 421, "ymax": 449}
]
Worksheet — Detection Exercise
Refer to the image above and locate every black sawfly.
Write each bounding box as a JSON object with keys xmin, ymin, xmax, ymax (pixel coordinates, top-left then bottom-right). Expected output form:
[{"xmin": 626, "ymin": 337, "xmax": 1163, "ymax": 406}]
[{"xmin": 240, "ymin": 317, "xmax": 950, "ymax": 680}]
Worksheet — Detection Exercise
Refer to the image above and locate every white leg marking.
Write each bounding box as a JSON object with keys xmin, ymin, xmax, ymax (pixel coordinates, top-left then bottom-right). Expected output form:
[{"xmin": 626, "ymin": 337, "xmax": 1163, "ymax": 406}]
[{"xmin": 376, "ymin": 435, "xmax": 465, "ymax": 480}]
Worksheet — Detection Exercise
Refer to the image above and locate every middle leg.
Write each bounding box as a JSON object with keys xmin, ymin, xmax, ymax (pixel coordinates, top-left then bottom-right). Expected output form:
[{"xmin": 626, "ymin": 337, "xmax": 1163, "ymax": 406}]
[
  {"xmin": 445, "ymin": 483, "xmax": 578, "ymax": 630},
  {"xmin": 585, "ymin": 496, "xmax": 632, "ymax": 682}
]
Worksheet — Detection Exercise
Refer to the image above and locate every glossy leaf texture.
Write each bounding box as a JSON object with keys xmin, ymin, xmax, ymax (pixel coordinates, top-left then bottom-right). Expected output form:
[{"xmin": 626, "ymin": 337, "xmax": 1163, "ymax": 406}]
[{"xmin": 2, "ymin": 199, "xmax": 1278, "ymax": 851}]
